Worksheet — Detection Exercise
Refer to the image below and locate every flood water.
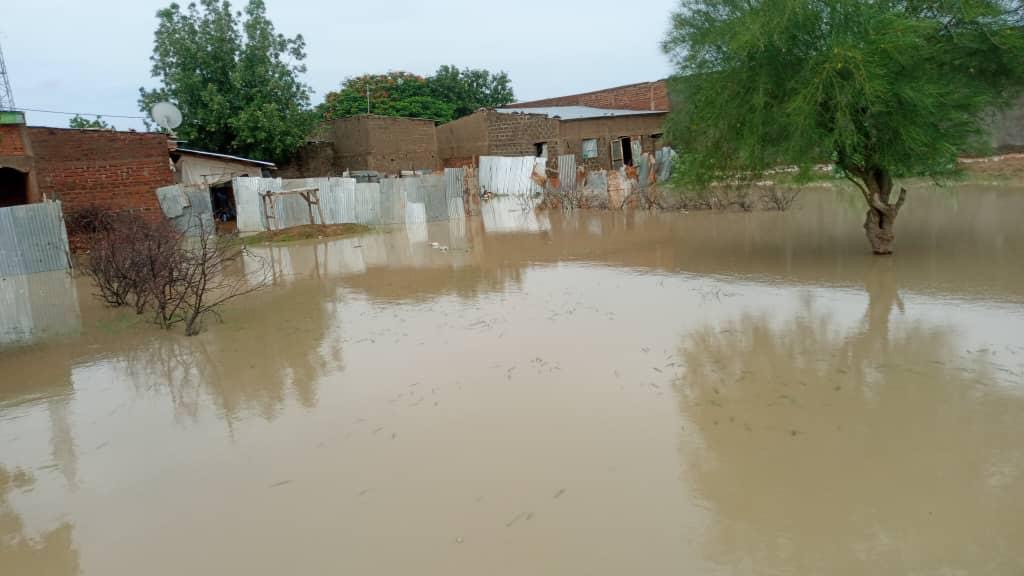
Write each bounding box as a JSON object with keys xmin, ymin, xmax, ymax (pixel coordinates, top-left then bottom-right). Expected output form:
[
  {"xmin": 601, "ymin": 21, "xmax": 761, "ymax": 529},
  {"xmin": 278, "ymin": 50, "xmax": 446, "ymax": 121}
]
[{"xmin": 2, "ymin": 185, "xmax": 1023, "ymax": 575}]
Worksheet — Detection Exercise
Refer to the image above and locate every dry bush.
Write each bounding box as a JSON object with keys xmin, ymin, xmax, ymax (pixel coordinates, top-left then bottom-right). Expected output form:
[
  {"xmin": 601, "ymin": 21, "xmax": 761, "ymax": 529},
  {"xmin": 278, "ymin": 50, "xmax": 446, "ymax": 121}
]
[
  {"xmin": 759, "ymin": 186, "xmax": 801, "ymax": 211},
  {"xmin": 84, "ymin": 216, "xmax": 267, "ymax": 336},
  {"xmin": 170, "ymin": 222, "xmax": 268, "ymax": 336}
]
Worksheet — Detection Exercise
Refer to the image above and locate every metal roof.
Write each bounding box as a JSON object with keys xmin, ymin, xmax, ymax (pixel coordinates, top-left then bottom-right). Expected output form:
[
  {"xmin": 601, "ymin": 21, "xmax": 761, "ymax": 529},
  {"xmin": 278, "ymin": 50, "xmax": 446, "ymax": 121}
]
[
  {"xmin": 495, "ymin": 106, "xmax": 666, "ymax": 120},
  {"xmin": 173, "ymin": 147, "xmax": 276, "ymax": 168}
]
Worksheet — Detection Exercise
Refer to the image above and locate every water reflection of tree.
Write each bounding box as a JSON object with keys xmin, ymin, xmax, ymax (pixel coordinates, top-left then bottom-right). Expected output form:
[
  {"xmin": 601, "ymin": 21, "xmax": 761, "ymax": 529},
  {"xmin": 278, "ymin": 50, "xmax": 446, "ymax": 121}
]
[
  {"xmin": 120, "ymin": 279, "xmax": 344, "ymax": 423},
  {"xmin": 676, "ymin": 264, "xmax": 1024, "ymax": 574},
  {"xmin": 0, "ymin": 466, "xmax": 79, "ymax": 575}
]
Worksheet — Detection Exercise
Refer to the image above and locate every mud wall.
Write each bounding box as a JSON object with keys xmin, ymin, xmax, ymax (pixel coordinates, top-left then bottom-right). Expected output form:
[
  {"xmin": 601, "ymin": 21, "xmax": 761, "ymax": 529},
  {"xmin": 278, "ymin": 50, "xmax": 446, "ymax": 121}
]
[{"xmin": 558, "ymin": 114, "xmax": 667, "ymax": 170}]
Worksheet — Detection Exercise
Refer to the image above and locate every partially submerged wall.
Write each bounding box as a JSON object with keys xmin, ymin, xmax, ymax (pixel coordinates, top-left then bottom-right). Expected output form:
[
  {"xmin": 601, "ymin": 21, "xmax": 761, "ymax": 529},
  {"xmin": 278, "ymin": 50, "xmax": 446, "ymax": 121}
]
[{"xmin": 233, "ymin": 171, "xmax": 465, "ymax": 232}]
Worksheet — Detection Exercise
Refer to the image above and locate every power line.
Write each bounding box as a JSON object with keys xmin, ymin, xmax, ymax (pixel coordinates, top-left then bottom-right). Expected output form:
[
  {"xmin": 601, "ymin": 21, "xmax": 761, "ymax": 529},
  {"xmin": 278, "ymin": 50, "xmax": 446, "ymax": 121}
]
[{"xmin": 15, "ymin": 107, "xmax": 147, "ymax": 120}]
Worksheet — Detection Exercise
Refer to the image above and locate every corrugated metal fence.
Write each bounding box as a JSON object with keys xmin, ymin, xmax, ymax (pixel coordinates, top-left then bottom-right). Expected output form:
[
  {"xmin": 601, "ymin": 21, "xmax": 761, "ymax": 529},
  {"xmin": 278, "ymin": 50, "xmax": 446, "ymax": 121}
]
[
  {"xmin": 558, "ymin": 154, "xmax": 577, "ymax": 193},
  {"xmin": 155, "ymin": 184, "xmax": 215, "ymax": 235},
  {"xmin": 0, "ymin": 201, "xmax": 71, "ymax": 276},
  {"xmin": 233, "ymin": 173, "xmax": 466, "ymax": 233},
  {"xmin": 478, "ymin": 156, "xmax": 542, "ymax": 196}
]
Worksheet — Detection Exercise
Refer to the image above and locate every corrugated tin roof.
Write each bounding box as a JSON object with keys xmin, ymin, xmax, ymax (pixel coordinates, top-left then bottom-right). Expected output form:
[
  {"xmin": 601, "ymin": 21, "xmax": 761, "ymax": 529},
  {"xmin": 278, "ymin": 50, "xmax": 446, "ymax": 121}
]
[
  {"xmin": 173, "ymin": 147, "xmax": 276, "ymax": 168},
  {"xmin": 495, "ymin": 106, "xmax": 666, "ymax": 120}
]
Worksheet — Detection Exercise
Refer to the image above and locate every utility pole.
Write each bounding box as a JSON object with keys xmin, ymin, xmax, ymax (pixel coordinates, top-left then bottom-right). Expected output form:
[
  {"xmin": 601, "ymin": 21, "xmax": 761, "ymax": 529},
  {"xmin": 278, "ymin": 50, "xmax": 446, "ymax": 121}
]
[
  {"xmin": 0, "ymin": 42, "xmax": 15, "ymax": 111},
  {"xmin": 366, "ymin": 85, "xmax": 370, "ymax": 114}
]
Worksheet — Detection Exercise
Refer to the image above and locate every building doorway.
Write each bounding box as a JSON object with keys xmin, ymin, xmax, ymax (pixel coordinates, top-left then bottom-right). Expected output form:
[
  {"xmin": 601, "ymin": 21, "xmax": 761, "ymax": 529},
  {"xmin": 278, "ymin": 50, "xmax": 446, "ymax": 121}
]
[
  {"xmin": 210, "ymin": 181, "xmax": 237, "ymax": 232},
  {"xmin": 0, "ymin": 167, "xmax": 29, "ymax": 208},
  {"xmin": 611, "ymin": 137, "xmax": 636, "ymax": 169}
]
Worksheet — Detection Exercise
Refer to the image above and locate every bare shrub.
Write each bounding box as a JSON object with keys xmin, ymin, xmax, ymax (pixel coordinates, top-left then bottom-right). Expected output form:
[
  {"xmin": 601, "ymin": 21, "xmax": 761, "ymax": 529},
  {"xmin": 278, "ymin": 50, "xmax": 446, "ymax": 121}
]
[
  {"xmin": 85, "ymin": 216, "xmax": 268, "ymax": 336},
  {"xmin": 760, "ymin": 186, "xmax": 801, "ymax": 211},
  {"xmin": 171, "ymin": 222, "xmax": 268, "ymax": 336},
  {"xmin": 83, "ymin": 214, "xmax": 170, "ymax": 310}
]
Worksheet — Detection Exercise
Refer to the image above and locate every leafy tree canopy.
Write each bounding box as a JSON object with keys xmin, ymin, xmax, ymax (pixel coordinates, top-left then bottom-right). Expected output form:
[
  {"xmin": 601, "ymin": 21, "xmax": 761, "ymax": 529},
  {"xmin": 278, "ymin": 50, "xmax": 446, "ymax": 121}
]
[
  {"xmin": 69, "ymin": 115, "xmax": 112, "ymax": 130},
  {"xmin": 139, "ymin": 0, "xmax": 314, "ymax": 163},
  {"xmin": 319, "ymin": 66, "xmax": 515, "ymax": 123},
  {"xmin": 663, "ymin": 0, "xmax": 1024, "ymax": 253}
]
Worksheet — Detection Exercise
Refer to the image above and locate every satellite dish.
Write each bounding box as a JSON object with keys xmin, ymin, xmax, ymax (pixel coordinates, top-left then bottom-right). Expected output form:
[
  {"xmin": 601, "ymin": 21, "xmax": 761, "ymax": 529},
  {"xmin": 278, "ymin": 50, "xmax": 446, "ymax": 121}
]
[{"xmin": 150, "ymin": 102, "xmax": 182, "ymax": 132}]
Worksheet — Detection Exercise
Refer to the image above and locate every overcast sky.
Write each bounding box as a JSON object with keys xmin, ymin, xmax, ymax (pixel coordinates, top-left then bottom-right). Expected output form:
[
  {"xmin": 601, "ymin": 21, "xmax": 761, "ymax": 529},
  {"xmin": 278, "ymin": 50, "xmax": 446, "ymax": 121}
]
[{"xmin": 2, "ymin": 0, "xmax": 677, "ymax": 131}]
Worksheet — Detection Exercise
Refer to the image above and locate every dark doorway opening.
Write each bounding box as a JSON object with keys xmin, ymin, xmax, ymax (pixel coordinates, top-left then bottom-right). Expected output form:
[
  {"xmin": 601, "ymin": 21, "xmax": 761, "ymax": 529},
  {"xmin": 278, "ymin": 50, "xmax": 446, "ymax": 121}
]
[
  {"xmin": 210, "ymin": 182, "xmax": 237, "ymax": 232},
  {"xmin": 620, "ymin": 137, "xmax": 634, "ymax": 167},
  {"xmin": 0, "ymin": 167, "xmax": 29, "ymax": 208}
]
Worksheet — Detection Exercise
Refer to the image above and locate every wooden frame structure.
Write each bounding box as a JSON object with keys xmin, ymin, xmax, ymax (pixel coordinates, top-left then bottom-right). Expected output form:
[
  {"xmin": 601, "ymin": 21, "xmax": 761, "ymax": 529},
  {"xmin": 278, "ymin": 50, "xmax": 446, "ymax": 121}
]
[{"xmin": 259, "ymin": 187, "xmax": 325, "ymax": 231}]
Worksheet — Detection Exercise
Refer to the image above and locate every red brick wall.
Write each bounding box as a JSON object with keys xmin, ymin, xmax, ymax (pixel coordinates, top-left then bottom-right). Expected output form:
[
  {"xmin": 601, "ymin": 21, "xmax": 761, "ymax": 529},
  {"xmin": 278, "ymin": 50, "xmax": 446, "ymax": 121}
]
[
  {"xmin": 510, "ymin": 80, "xmax": 670, "ymax": 112},
  {"xmin": 27, "ymin": 128, "xmax": 173, "ymax": 221},
  {"xmin": 0, "ymin": 125, "xmax": 27, "ymax": 156}
]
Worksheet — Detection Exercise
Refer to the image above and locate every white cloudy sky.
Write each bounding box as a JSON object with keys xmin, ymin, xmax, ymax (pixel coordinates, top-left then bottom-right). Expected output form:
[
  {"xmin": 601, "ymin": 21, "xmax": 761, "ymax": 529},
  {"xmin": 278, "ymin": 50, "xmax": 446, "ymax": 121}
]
[{"xmin": 2, "ymin": 0, "xmax": 677, "ymax": 131}]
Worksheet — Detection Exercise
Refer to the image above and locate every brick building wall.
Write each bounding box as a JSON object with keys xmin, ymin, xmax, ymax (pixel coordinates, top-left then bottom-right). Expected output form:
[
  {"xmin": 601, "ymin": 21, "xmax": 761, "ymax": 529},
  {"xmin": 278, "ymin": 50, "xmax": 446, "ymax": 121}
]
[
  {"xmin": 327, "ymin": 115, "xmax": 439, "ymax": 174},
  {"xmin": 557, "ymin": 114, "xmax": 667, "ymax": 170},
  {"xmin": 365, "ymin": 116, "xmax": 439, "ymax": 173},
  {"xmin": 510, "ymin": 80, "xmax": 670, "ymax": 112},
  {"xmin": 27, "ymin": 128, "xmax": 173, "ymax": 221},
  {"xmin": 0, "ymin": 125, "xmax": 27, "ymax": 156},
  {"xmin": 436, "ymin": 112, "xmax": 488, "ymax": 167},
  {"xmin": 486, "ymin": 111, "xmax": 560, "ymax": 169}
]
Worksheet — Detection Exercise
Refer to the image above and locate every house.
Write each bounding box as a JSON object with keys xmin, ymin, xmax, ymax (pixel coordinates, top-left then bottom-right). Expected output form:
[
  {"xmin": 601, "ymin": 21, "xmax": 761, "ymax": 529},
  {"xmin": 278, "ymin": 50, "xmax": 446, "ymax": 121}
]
[
  {"xmin": 436, "ymin": 106, "xmax": 668, "ymax": 171},
  {"xmin": 0, "ymin": 112, "xmax": 173, "ymax": 220},
  {"xmin": 278, "ymin": 114, "xmax": 440, "ymax": 177},
  {"xmin": 171, "ymin": 147, "xmax": 275, "ymax": 225}
]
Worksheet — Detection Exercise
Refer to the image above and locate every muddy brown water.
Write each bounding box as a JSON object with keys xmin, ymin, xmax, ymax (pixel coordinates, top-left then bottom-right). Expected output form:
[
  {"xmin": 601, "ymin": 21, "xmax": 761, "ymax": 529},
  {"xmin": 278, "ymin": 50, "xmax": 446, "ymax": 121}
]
[{"xmin": 2, "ymin": 185, "xmax": 1023, "ymax": 575}]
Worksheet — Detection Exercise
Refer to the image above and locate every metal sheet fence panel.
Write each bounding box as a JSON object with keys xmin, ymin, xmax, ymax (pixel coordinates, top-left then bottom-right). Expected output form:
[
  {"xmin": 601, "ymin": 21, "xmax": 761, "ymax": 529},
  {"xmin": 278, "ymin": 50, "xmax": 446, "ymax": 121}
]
[
  {"xmin": 354, "ymin": 183, "xmax": 381, "ymax": 224},
  {"xmin": 319, "ymin": 178, "xmax": 357, "ymax": 224},
  {"xmin": 558, "ymin": 155, "xmax": 576, "ymax": 192},
  {"xmin": 400, "ymin": 178, "xmax": 427, "ymax": 225},
  {"xmin": 655, "ymin": 148, "xmax": 675, "ymax": 182},
  {"xmin": 234, "ymin": 177, "xmax": 281, "ymax": 232},
  {"xmin": 585, "ymin": 171, "xmax": 609, "ymax": 199},
  {"xmin": 479, "ymin": 156, "xmax": 537, "ymax": 196},
  {"xmin": 0, "ymin": 201, "xmax": 70, "ymax": 276},
  {"xmin": 421, "ymin": 175, "xmax": 449, "ymax": 222},
  {"xmin": 637, "ymin": 155, "xmax": 651, "ymax": 189},
  {"xmin": 444, "ymin": 167, "xmax": 466, "ymax": 220},
  {"xmin": 378, "ymin": 178, "xmax": 406, "ymax": 225},
  {"xmin": 0, "ymin": 269, "xmax": 81, "ymax": 348}
]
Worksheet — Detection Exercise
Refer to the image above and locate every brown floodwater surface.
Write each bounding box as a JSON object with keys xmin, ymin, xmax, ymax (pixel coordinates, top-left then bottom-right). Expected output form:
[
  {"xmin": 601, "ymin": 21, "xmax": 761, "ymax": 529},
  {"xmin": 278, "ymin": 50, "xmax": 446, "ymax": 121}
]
[{"xmin": 1, "ymin": 185, "xmax": 1023, "ymax": 575}]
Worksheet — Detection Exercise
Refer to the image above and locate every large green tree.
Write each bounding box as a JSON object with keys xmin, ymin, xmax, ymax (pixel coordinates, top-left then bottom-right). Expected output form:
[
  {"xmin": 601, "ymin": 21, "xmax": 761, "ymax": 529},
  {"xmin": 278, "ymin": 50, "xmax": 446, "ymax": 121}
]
[
  {"xmin": 320, "ymin": 72, "xmax": 455, "ymax": 122},
  {"xmin": 319, "ymin": 66, "xmax": 515, "ymax": 123},
  {"xmin": 139, "ymin": 0, "xmax": 313, "ymax": 163},
  {"xmin": 663, "ymin": 0, "xmax": 1024, "ymax": 254},
  {"xmin": 428, "ymin": 65, "xmax": 515, "ymax": 118}
]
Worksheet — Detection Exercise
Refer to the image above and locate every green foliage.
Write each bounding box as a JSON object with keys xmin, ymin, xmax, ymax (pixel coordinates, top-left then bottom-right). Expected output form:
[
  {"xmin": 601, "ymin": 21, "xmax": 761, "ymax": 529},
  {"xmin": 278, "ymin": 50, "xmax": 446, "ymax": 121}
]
[
  {"xmin": 428, "ymin": 65, "xmax": 515, "ymax": 118},
  {"xmin": 68, "ymin": 115, "xmax": 112, "ymax": 130},
  {"xmin": 139, "ymin": 0, "xmax": 314, "ymax": 163},
  {"xmin": 320, "ymin": 72, "xmax": 454, "ymax": 122},
  {"xmin": 319, "ymin": 66, "xmax": 515, "ymax": 123},
  {"xmin": 663, "ymin": 0, "xmax": 1024, "ymax": 187}
]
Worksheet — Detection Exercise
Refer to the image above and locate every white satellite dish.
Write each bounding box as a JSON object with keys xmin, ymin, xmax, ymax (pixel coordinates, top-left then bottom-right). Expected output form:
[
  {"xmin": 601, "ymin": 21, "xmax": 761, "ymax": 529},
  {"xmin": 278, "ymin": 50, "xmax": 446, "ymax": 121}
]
[{"xmin": 150, "ymin": 102, "xmax": 182, "ymax": 133}]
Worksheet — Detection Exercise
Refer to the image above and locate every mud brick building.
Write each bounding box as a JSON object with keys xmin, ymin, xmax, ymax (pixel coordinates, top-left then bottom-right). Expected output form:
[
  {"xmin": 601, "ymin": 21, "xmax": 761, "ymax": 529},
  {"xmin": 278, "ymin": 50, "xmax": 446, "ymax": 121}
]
[
  {"xmin": 437, "ymin": 106, "xmax": 668, "ymax": 171},
  {"xmin": 0, "ymin": 113, "xmax": 173, "ymax": 220},
  {"xmin": 278, "ymin": 115, "xmax": 440, "ymax": 177}
]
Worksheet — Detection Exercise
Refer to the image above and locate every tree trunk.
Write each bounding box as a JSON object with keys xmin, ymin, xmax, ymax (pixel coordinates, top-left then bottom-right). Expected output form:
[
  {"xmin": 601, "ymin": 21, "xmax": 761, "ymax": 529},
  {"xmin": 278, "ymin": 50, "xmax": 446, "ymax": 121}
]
[
  {"xmin": 856, "ymin": 168, "xmax": 907, "ymax": 255},
  {"xmin": 864, "ymin": 206, "xmax": 897, "ymax": 255}
]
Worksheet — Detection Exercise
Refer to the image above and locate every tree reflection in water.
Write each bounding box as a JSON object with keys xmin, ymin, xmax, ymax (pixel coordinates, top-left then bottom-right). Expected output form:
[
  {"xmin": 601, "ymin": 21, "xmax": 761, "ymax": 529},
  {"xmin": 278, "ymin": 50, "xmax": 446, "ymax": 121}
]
[{"xmin": 677, "ymin": 263, "xmax": 1024, "ymax": 574}]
